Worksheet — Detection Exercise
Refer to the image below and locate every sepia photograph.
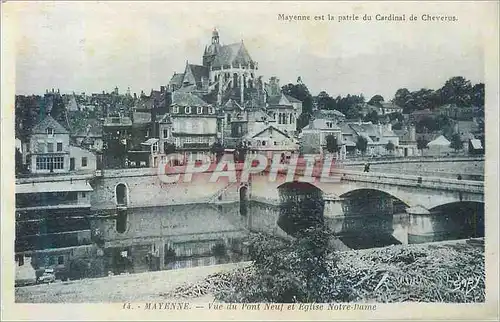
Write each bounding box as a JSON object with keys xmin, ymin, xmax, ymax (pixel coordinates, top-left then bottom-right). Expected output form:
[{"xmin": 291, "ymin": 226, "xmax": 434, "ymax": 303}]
[{"xmin": 1, "ymin": 1, "xmax": 499, "ymax": 321}]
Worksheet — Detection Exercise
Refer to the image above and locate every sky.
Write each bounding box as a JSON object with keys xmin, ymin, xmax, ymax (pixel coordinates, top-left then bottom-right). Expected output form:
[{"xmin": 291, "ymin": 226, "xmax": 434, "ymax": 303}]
[{"xmin": 11, "ymin": 1, "xmax": 490, "ymax": 100}]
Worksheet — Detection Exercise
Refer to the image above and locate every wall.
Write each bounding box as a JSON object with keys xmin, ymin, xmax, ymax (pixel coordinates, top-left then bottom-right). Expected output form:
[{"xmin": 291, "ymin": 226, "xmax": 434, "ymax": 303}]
[
  {"xmin": 90, "ymin": 170, "xmax": 239, "ymax": 210},
  {"xmin": 69, "ymin": 146, "xmax": 96, "ymax": 172}
]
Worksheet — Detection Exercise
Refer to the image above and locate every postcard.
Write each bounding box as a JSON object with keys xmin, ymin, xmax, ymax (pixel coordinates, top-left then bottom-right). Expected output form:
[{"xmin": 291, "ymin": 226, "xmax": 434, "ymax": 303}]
[{"xmin": 1, "ymin": 1, "xmax": 499, "ymax": 321}]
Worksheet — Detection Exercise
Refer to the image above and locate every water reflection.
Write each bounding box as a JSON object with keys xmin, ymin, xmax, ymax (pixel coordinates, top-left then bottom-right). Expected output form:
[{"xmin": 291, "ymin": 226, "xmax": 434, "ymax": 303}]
[{"xmin": 16, "ymin": 199, "xmax": 484, "ymax": 285}]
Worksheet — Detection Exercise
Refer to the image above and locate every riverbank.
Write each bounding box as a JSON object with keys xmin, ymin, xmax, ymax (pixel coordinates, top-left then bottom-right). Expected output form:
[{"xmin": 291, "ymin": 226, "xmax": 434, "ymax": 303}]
[{"xmin": 15, "ymin": 239, "xmax": 484, "ymax": 303}]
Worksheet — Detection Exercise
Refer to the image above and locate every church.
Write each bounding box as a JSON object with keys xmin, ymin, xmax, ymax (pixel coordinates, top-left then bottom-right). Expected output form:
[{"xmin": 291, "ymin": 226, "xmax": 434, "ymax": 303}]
[{"xmin": 165, "ymin": 29, "xmax": 302, "ymax": 154}]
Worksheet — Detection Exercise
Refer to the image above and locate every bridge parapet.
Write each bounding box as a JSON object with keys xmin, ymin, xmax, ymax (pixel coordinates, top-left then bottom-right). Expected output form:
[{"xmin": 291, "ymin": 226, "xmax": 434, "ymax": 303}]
[{"xmin": 335, "ymin": 170, "xmax": 484, "ymax": 194}]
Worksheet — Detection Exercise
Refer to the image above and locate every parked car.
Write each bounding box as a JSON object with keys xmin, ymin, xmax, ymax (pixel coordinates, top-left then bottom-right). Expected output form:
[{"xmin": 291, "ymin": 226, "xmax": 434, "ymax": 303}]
[{"xmin": 37, "ymin": 268, "xmax": 56, "ymax": 284}]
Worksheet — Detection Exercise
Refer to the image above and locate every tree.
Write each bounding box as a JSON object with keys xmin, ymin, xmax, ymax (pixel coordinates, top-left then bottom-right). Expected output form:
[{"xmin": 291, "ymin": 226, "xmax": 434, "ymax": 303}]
[
  {"xmin": 356, "ymin": 136, "xmax": 368, "ymax": 155},
  {"xmin": 363, "ymin": 110, "xmax": 379, "ymax": 124},
  {"xmin": 449, "ymin": 133, "xmax": 463, "ymax": 152},
  {"xmin": 210, "ymin": 140, "xmax": 225, "ymax": 162},
  {"xmin": 368, "ymin": 95, "xmax": 384, "ymax": 107},
  {"xmin": 325, "ymin": 135, "xmax": 340, "ymax": 154},
  {"xmin": 393, "ymin": 88, "xmax": 411, "ymax": 109},
  {"xmin": 440, "ymin": 76, "xmax": 472, "ymax": 106},
  {"xmin": 471, "ymin": 83, "xmax": 485, "ymax": 107},
  {"xmin": 385, "ymin": 141, "xmax": 395, "ymax": 155},
  {"xmin": 417, "ymin": 137, "xmax": 429, "ymax": 154}
]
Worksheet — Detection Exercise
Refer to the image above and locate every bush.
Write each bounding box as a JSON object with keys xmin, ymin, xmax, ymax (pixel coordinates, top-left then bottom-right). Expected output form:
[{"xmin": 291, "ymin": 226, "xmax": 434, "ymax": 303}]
[{"xmin": 215, "ymin": 229, "xmax": 354, "ymax": 303}]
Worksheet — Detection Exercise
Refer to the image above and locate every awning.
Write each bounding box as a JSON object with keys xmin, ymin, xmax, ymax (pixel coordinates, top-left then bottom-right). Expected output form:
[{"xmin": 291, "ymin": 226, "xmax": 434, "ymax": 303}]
[
  {"xmin": 16, "ymin": 181, "xmax": 93, "ymax": 194},
  {"xmin": 141, "ymin": 138, "xmax": 159, "ymax": 146}
]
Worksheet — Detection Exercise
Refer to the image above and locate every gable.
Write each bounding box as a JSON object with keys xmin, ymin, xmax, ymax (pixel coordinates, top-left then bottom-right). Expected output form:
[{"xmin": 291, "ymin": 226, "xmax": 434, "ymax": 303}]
[
  {"xmin": 252, "ymin": 126, "xmax": 290, "ymax": 139},
  {"xmin": 31, "ymin": 115, "xmax": 69, "ymax": 135},
  {"xmin": 278, "ymin": 94, "xmax": 292, "ymax": 106}
]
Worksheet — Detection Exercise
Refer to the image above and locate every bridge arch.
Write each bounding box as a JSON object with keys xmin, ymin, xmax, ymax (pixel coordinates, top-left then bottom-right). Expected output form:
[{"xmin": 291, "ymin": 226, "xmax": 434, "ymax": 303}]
[
  {"xmin": 339, "ymin": 188, "xmax": 410, "ymax": 210},
  {"xmin": 276, "ymin": 181, "xmax": 325, "ymax": 236}
]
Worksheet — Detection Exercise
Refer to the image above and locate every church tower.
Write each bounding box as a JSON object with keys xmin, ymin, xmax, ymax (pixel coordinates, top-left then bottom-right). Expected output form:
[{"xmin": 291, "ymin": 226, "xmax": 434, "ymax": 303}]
[{"xmin": 203, "ymin": 28, "xmax": 221, "ymax": 67}]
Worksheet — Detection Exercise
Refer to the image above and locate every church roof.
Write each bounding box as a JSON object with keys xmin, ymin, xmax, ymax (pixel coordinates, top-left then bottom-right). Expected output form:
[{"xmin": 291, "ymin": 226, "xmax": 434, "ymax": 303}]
[
  {"xmin": 212, "ymin": 42, "xmax": 254, "ymax": 68},
  {"xmin": 169, "ymin": 73, "xmax": 185, "ymax": 87},
  {"xmin": 31, "ymin": 115, "xmax": 69, "ymax": 135},
  {"xmin": 183, "ymin": 64, "xmax": 209, "ymax": 85}
]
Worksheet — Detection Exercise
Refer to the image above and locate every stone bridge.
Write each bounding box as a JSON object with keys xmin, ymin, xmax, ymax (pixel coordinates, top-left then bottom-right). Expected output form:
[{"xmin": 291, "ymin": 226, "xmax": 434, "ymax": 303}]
[{"xmin": 249, "ymin": 169, "xmax": 484, "ymax": 211}]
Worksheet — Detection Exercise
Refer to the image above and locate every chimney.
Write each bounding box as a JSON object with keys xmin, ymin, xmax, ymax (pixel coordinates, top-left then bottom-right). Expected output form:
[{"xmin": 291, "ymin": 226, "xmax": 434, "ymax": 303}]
[
  {"xmin": 160, "ymin": 86, "xmax": 166, "ymax": 93},
  {"xmin": 134, "ymin": 93, "xmax": 137, "ymax": 99}
]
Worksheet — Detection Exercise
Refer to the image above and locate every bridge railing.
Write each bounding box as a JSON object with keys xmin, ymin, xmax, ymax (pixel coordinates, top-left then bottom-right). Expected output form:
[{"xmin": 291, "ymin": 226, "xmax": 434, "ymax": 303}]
[{"xmin": 334, "ymin": 169, "xmax": 484, "ymax": 194}]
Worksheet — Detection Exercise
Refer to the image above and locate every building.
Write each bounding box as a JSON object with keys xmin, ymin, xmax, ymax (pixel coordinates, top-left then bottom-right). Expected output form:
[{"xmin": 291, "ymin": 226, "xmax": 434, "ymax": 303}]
[
  {"xmin": 300, "ymin": 118, "xmax": 343, "ymax": 157},
  {"xmin": 102, "ymin": 114, "xmax": 132, "ymax": 169},
  {"xmin": 169, "ymin": 92, "xmax": 218, "ymax": 161},
  {"xmin": 347, "ymin": 122, "xmax": 400, "ymax": 156},
  {"xmin": 381, "ymin": 102, "xmax": 403, "ymax": 114},
  {"xmin": 393, "ymin": 125, "xmax": 419, "ymax": 157},
  {"xmin": 245, "ymin": 125, "xmax": 298, "ymax": 160},
  {"xmin": 266, "ymin": 81, "xmax": 300, "ymax": 135},
  {"xmin": 28, "ymin": 115, "xmax": 72, "ymax": 174}
]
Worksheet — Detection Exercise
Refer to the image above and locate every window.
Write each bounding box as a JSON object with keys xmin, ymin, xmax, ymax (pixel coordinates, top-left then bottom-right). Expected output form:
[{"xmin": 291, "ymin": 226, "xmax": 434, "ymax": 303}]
[
  {"xmin": 58, "ymin": 256, "xmax": 64, "ymax": 265},
  {"xmin": 185, "ymin": 106, "xmax": 191, "ymax": 114},
  {"xmin": 227, "ymin": 114, "xmax": 231, "ymax": 123},
  {"xmin": 46, "ymin": 127, "xmax": 54, "ymax": 136},
  {"xmin": 208, "ymin": 107, "xmax": 215, "ymax": 114},
  {"xmin": 152, "ymin": 142, "xmax": 159, "ymax": 153},
  {"xmin": 163, "ymin": 129, "xmax": 169, "ymax": 139},
  {"xmin": 197, "ymin": 106, "xmax": 203, "ymax": 114},
  {"xmin": 36, "ymin": 156, "xmax": 64, "ymax": 170},
  {"xmin": 81, "ymin": 157, "xmax": 88, "ymax": 167},
  {"xmin": 173, "ymin": 106, "xmax": 179, "ymax": 113},
  {"xmin": 47, "ymin": 143, "xmax": 54, "ymax": 152},
  {"xmin": 57, "ymin": 142, "xmax": 63, "ymax": 152},
  {"xmin": 82, "ymin": 192, "xmax": 86, "ymax": 198}
]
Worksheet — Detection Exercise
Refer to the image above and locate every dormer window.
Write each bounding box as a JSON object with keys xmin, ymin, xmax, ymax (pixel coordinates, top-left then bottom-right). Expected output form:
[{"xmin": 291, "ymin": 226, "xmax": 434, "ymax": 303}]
[
  {"xmin": 172, "ymin": 106, "xmax": 179, "ymax": 114},
  {"xmin": 197, "ymin": 106, "xmax": 203, "ymax": 114},
  {"xmin": 185, "ymin": 106, "xmax": 191, "ymax": 114},
  {"xmin": 208, "ymin": 107, "xmax": 215, "ymax": 114},
  {"xmin": 47, "ymin": 127, "xmax": 54, "ymax": 136}
]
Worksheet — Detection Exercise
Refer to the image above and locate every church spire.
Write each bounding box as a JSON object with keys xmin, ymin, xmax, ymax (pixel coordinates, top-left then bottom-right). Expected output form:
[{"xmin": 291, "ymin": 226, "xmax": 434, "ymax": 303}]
[{"xmin": 212, "ymin": 27, "xmax": 219, "ymax": 44}]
